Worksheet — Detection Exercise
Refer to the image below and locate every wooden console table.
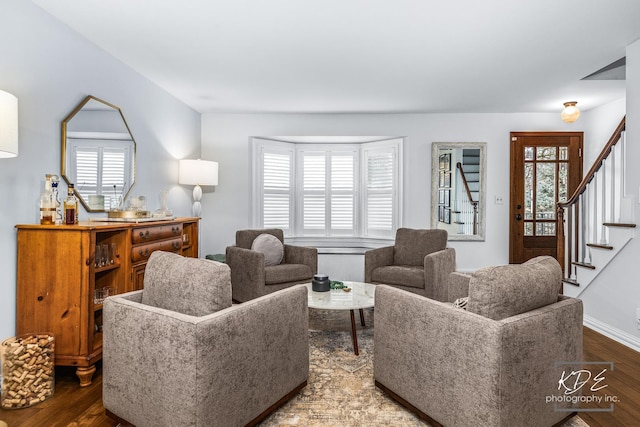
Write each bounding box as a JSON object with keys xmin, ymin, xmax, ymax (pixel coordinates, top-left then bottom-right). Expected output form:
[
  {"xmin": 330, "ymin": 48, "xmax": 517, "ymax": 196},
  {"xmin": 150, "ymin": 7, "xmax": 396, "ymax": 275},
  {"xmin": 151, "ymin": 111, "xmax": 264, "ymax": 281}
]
[{"xmin": 15, "ymin": 217, "xmax": 199, "ymax": 386}]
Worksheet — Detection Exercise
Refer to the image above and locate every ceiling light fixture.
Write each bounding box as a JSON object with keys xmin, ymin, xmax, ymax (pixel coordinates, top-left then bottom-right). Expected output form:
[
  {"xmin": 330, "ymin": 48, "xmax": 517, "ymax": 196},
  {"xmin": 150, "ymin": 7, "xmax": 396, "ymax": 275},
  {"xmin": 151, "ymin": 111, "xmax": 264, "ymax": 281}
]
[{"xmin": 561, "ymin": 101, "xmax": 580, "ymax": 123}]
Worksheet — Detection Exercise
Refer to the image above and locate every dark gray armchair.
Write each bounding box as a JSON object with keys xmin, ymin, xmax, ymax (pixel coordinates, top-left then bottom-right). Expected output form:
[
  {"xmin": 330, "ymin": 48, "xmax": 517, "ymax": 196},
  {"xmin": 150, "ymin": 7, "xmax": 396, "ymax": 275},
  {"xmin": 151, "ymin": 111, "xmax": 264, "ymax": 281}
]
[
  {"xmin": 374, "ymin": 256, "xmax": 583, "ymax": 427},
  {"xmin": 103, "ymin": 251, "xmax": 309, "ymax": 427},
  {"xmin": 226, "ymin": 228, "xmax": 317, "ymax": 303},
  {"xmin": 364, "ymin": 228, "xmax": 456, "ymax": 301}
]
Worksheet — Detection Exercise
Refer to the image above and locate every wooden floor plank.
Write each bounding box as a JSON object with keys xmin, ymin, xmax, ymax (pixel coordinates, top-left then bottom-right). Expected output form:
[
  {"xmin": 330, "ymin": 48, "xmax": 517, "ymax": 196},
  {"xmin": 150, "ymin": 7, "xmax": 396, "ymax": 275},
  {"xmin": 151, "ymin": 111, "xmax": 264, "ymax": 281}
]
[{"xmin": 1, "ymin": 326, "xmax": 638, "ymax": 426}]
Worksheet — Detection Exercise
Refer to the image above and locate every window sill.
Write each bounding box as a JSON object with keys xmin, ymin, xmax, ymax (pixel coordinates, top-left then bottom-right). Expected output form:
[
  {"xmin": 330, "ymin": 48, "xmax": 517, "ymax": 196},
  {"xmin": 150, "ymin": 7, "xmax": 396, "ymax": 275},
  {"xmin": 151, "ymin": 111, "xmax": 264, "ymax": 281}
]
[{"xmin": 285, "ymin": 236, "xmax": 393, "ymax": 255}]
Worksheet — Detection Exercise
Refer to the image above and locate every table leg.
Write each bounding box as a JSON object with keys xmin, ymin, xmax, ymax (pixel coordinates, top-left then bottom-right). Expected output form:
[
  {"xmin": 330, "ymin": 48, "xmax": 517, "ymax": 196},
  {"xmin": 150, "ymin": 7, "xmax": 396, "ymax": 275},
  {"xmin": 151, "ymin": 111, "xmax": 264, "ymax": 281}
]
[
  {"xmin": 359, "ymin": 308, "xmax": 366, "ymax": 326},
  {"xmin": 350, "ymin": 309, "xmax": 359, "ymax": 356}
]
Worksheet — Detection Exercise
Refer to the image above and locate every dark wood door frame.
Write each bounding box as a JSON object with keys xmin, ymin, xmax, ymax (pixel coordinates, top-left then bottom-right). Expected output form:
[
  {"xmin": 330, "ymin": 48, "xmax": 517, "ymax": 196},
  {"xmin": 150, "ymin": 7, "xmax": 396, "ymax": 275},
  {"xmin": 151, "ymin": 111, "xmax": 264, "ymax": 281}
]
[{"xmin": 509, "ymin": 132, "xmax": 583, "ymax": 264}]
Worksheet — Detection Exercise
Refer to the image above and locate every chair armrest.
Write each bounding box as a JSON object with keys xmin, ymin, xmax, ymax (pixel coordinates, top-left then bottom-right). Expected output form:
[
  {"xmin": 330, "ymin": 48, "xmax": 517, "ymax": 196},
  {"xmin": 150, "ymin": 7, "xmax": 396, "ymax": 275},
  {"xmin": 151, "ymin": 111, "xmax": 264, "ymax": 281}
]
[
  {"xmin": 284, "ymin": 244, "xmax": 318, "ymax": 274},
  {"xmin": 103, "ymin": 285, "xmax": 309, "ymax": 427},
  {"xmin": 447, "ymin": 271, "xmax": 471, "ymax": 302},
  {"xmin": 423, "ymin": 247, "xmax": 456, "ymax": 302},
  {"xmin": 364, "ymin": 246, "xmax": 394, "ymax": 282},
  {"xmin": 226, "ymin": 245, "xmax": 265, "ymax": 301}
]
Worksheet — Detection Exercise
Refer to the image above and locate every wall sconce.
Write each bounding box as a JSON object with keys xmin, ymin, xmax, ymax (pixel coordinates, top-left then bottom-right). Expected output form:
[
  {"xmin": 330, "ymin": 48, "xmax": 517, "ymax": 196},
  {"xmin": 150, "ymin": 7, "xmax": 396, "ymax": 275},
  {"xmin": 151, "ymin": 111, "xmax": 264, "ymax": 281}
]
[
  {"xmin": 0, "ymin": 90, "xmax": 18, "ymax": 158},
  {"xmin": 561, "ymin": 101, "xmax": 580, "ymax": 123},
  {"xmin": 179, "ymin": 159, "xmax": 219, "ymax": 217}
]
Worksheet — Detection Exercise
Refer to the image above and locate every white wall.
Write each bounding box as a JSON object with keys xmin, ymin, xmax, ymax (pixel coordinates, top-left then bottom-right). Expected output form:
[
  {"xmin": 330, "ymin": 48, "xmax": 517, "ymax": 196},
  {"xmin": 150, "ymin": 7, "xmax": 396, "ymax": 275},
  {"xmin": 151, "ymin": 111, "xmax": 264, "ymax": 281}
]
[
  {"xmin": 201, "ymin": 112, "xmax": 598, "ymax": 273},
  {"xmin": 576, "ymin": 39, "xmax": 640, "ymax": 350},
  {"xmin": 0, "ymin": 1, "xmax": 200, "ymax": 341}
]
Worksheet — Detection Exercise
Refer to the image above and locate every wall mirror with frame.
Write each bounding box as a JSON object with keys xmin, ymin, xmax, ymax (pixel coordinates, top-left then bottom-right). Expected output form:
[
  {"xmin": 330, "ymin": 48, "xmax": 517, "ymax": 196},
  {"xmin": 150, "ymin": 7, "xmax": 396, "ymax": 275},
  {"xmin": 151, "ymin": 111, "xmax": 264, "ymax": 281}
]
[
  {"xmin": 431, "ymin": 142, "xmax": 487, "ymax": 241},
  {"xmin": 61, "ymin": 96, "xmax": 136, "ymax": 212}
]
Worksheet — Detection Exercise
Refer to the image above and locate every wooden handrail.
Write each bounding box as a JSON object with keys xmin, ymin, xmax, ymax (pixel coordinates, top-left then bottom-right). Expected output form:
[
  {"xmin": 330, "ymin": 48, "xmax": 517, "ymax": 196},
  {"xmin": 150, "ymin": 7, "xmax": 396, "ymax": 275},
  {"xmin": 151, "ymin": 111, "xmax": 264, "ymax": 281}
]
[
  {"xmin": 558, "ymin": 116, "xmax": 626, "ymax": 209},
  {"xmin": 456, "ymin": 162, "xmax": 479, "ymax": 234},
  {"xmin": 456, "ymin": 162, "xmax": 478, "ymax": 205},
  {"xmin": 556, "ymin": 116, "xmax": 625, "ymax": 276}
]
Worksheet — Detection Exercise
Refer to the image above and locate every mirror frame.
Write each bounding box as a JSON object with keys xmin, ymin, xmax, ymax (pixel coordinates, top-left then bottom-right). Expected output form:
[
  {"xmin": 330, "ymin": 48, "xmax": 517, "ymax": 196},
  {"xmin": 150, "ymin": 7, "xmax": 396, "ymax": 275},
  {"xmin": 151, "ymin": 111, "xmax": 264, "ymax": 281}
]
[
  {"xmin": 61, "ymin": 95, "xmax": 136, "ymax": 212},
  {"xmin": 431, "ymin": 142, "xmax": 487, "ymax": 241}
]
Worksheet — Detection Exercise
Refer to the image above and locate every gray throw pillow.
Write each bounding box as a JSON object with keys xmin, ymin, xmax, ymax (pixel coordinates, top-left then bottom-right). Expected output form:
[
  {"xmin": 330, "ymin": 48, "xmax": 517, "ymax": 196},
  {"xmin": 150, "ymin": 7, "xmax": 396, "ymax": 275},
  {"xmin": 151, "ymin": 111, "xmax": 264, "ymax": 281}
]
[{"xmin": 252, "ymin": 233, "xmax": 284, "ymax": 266}]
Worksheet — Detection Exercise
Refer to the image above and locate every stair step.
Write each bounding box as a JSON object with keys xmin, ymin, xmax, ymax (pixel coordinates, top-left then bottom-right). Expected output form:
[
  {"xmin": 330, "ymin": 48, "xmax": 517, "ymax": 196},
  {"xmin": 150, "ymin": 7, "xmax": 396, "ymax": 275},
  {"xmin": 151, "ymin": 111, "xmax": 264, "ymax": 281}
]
[
  {"xmin": 562, "ymin": 278, "xmax": 580, "ymax": 287},
  {"xmin": 603, "ymin": 222, "xmax": 636, "ymax": 228},
  {"xmin": 572, "ymin": 261, "xmax": 596, "ymax": 270},
  {"xmin": 586, "ymin": 243, "xmax": 614, "ymax": 250}
]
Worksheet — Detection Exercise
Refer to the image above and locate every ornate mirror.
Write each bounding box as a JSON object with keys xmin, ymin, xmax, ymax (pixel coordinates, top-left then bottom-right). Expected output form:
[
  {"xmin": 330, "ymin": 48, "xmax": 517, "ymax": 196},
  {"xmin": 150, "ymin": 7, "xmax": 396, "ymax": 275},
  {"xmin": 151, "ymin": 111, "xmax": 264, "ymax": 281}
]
[
  {"xmin": 61, "ymin": 96, "xmax": 136, "ymax": 212},
  {"xmin": 431, "ymin": 142, "xmax": 487, "ymax": 241}
]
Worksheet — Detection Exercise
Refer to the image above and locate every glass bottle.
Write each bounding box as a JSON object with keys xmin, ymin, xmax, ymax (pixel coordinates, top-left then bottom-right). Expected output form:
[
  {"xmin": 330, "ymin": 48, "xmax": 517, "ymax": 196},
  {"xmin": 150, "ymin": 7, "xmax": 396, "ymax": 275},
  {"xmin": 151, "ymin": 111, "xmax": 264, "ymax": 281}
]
[
  {"xmin": 64, "ymin": 184, "xmax": 79, "ymax": 225},
  {"xmin": 39, "ymin": 175, "xmax": 55, "ymax": 225},
  {"xmin": 50, "ymin": 175, "xmax": 62, "ymax": 225}
]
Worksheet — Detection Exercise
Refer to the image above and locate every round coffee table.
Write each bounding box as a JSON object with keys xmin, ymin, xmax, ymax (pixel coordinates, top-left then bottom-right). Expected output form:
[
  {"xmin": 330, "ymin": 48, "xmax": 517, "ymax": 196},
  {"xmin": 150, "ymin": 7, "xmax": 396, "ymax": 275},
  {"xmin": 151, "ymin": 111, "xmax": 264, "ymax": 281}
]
[{"xmin": 305, "ymin": 281, "xmax": 376, "ymax": 355}]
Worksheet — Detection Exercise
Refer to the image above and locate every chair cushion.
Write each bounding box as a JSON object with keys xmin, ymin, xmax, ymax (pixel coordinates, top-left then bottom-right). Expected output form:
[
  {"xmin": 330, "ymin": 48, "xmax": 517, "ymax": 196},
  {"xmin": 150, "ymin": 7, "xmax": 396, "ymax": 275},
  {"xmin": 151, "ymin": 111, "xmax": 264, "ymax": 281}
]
[
  {"xmin": 466, "ymin": 256, "xmax": 562, "ymax": 320},
  {"xmin": 141, "ymin": 251, "xmax": 232, "ymax": 316},
  {"xmin": 265, "ymin": 264, "xmax": 313, "ymax": 285},
  {"xmin": 251, "ymin": 233, "xmax": 284, "ymax": 266},
  {"xmin": 393, "ymin": 228, "xmax": 448, "ymax": 266},
  {"xmin": 371, "ymin": 265, "xmax": 425, "ymax": 289}
]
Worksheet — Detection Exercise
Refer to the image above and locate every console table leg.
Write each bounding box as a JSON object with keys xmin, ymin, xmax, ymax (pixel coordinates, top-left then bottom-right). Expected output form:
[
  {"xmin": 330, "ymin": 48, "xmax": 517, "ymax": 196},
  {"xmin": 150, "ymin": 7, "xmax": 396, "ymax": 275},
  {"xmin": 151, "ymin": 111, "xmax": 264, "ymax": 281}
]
[
  {"xmin": 359, "ymin": 308, "xmax": 366, "ymax": 326},
  {"xmin": 350, "ymin": 309, "xmax": 359, "ymax": 356},
  {"xmin": 76, "ymin": 365, "xmax": 96, "ymax": 387}
]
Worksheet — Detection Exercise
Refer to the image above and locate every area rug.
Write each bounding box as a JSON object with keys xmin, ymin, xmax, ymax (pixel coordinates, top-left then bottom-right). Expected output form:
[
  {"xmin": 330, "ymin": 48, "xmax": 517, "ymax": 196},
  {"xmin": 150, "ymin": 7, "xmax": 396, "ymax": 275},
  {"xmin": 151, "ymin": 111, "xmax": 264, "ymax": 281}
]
[{"xmin": 259, "ymin": 308, "xmax": 590, "ymax": 427}]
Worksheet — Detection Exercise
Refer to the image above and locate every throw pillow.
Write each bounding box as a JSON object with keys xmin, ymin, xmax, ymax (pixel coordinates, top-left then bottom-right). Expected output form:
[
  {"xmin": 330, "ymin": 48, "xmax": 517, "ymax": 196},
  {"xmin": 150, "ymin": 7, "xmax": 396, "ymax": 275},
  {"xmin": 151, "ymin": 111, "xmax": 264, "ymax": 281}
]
[{"xmin": 252, "ymin": 233, "xmax": 284, "ymax": 266}]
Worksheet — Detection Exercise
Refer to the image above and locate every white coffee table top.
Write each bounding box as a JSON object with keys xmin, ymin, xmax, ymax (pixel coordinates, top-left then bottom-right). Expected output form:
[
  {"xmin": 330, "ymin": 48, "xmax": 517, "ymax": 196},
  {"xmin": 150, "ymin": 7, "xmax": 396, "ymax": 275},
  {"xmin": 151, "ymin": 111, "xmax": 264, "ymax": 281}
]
[{"xmin": 305, "ymin": 281, "xmax": 376, "ymax": 311}]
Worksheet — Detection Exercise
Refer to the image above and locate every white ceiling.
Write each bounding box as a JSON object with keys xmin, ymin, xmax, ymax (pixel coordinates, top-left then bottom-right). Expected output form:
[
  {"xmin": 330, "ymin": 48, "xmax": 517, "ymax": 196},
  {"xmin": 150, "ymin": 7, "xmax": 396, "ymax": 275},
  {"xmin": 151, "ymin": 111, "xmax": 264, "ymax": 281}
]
[{"xmin": 33, "ymin": 0, "xmax": 640, "ymax": 114}]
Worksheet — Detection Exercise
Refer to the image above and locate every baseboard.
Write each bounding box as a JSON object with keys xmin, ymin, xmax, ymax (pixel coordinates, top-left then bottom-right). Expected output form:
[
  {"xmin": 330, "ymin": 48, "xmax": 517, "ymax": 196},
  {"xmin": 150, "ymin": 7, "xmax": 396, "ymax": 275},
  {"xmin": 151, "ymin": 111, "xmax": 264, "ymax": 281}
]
[{"xmin": 584, "ymin": 315, "xmax": 640, "ymax": 353}]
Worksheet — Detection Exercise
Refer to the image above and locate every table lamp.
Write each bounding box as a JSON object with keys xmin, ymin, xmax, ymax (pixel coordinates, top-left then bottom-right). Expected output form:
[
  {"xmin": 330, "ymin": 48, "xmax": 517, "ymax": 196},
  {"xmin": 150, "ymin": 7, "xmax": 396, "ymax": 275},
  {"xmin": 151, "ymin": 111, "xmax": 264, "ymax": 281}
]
[{"xmin": 179, "ymin": 159, "xmax": 218, "ymax": 217}]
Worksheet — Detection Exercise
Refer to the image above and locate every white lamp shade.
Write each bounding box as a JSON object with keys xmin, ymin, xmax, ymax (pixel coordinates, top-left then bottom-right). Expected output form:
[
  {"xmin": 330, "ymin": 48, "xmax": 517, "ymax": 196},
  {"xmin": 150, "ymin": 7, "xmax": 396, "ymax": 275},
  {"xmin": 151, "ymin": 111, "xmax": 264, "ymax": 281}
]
[
  {"xmin": 0, "ymin": 90, "xmax": 18, "ymax": 158},
  {"xmin": 179, "ymin": 159, "xmax": 219, "ymax": 186}
]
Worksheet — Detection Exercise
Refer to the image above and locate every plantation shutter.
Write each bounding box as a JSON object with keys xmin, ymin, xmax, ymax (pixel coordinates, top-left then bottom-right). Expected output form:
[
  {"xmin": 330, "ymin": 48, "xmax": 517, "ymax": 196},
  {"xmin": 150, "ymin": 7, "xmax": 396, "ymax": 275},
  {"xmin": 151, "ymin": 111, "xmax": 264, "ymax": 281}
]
[
  {"xmin": 364, "ymin": 146, "xmax": 396, "ymax": 238},
  {"xmin": 262, "ymin": 149, "xmax": 293, "ymax": 232},
  {"xmin": 330, "ymin": 152, "xmax": 355, "ymax": 233}
]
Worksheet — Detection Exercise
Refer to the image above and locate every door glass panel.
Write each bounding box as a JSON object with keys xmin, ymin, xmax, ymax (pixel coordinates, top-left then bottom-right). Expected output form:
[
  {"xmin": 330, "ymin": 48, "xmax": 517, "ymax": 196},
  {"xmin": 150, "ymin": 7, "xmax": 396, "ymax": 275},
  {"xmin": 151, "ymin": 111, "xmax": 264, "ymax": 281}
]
[
  {"xmin": 525, "ymin": 147, "xmax": 534, "ymax": 160},
  {"xmin": 536, "ymin": 222, "xmax": 556, "ymax": 236},
  {"xmin": 536, "ymin": 163, "xmax": 556, "ymax": 220},
  {"xmin": 524, "ymin": 163, "xmax": 533, "ymax": 219},
  {"xmin": 559, "ymin": 163, "xmax": 569, "ymax": 202},
  {"xmin": 524, "ymin": 222, "xmax": 533, "ymax": 236},
  {"xmin": 536, "ymin": 146, "xmax": 556, "ymax": 160},
  {"xmin": 559, "ymin": 146, "xmax": 568, "ymax": 161}
]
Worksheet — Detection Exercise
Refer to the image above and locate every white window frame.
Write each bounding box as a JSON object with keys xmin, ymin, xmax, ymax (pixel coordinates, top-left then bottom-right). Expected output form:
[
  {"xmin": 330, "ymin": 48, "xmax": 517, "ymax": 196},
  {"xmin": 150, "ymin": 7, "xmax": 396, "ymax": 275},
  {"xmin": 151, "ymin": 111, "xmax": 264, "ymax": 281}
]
[{"xmin": 251, "ymin": 137, "xmax": 403, "ymax": 245}]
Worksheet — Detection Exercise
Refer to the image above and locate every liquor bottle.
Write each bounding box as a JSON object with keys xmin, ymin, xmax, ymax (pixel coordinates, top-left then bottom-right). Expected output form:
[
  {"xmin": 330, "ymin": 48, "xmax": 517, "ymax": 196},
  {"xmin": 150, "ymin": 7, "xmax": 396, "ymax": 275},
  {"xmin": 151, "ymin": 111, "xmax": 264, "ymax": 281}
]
[
  {"xmin": 50, "ymin": 175, "xmax": 62, "ymax": 225},
  {"xmin": 64, "ymin": 184, "xmax": 79, "ymax": 225},
  {"xmin": 39, "ymin": 174, "xmax": 55, "ymax": 225}
]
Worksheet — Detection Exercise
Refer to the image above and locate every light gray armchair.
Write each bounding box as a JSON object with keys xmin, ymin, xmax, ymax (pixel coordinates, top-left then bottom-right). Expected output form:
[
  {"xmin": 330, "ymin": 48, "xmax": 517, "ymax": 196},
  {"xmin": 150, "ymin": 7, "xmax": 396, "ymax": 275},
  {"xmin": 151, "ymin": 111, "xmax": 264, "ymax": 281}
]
[
  {"xmin": 102, "ymin": 251, "xmax": 309, "ymax": 427},
  {"xmin": 364, "ymin": 228, "xmax": 455, "ymax": 301},
  {"xmin": 226, "ymin": 228, "xmax": 317, "ymax": 302},
  {"xmin": 374, "ymin": 256, "xmax": 583, "ymax": 427}
]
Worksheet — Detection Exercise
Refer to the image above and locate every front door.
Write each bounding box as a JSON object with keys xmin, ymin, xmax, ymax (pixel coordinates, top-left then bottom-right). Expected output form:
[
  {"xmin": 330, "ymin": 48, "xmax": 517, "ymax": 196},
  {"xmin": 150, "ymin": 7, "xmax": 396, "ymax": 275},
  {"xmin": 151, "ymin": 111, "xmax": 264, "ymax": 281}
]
[{"xmin": 509, "ymin": 132, "xmax": 583, "ymax": 264}]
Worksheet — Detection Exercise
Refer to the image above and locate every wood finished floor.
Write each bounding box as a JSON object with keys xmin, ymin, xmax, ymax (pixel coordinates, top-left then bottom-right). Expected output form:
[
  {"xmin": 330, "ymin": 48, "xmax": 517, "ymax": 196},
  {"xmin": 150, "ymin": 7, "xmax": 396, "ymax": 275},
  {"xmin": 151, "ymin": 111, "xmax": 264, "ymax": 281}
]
[{"xmin": 0, "ymin": 327, "xmax": 638, "ymax": 427}]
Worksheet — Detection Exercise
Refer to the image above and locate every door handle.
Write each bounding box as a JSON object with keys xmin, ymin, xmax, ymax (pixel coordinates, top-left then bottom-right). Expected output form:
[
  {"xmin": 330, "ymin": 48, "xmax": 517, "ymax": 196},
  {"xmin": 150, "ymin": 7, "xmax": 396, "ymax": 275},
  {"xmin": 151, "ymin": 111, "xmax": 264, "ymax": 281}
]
[{"xmin": 515, "ymin": 214, "xmax": 522, "ymax": 221}]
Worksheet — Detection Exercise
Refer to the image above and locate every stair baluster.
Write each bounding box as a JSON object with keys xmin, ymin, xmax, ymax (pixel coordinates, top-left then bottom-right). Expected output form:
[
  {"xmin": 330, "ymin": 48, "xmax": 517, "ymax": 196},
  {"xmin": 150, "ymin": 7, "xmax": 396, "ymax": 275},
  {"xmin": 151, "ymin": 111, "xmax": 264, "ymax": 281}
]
[{"xmin": 557, "ymin": 117, "xmax": 631, "ymax": 291}]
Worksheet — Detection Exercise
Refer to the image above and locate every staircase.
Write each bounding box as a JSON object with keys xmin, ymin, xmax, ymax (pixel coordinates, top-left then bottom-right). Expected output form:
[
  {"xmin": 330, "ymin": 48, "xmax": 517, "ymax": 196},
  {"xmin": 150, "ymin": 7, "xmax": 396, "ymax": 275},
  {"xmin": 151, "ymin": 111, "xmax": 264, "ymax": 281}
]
[
  {"xmin": 557, "ymin": 117, "xmax": 636, "ymax": 297},
  {"xmin": 461, "ymin": 149, "xmax": 480, "ymax": 201},
  {"xmin": 453, "ymin": 149, "xmax": 481, "ymax": 235}
]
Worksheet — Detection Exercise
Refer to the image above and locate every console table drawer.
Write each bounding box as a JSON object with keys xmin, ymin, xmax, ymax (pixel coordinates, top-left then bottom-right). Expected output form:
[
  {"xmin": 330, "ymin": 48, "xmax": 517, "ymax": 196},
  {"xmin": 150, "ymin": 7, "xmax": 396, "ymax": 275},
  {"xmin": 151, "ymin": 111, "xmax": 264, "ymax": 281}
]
[
  {"xmin": 131, "ymin": 238, "xmax": 182, "ymax": 262},
  {"xmin": 132, "ymin": 224, "xmax": 183, "ymax": 244}
]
